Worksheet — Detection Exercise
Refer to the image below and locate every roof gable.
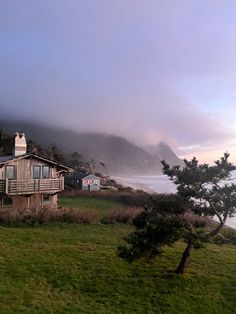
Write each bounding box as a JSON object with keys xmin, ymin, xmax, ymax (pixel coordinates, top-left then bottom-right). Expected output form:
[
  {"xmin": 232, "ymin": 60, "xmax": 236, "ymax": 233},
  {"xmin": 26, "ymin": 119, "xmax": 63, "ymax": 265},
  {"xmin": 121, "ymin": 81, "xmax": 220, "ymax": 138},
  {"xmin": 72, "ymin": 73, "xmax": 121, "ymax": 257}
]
[
  {"xmin": 71, "ymin": 173, "xmax": 100, "ymax": 180},
  {"xmin": 82, "ymin": 174, "xmax": 100, "ymax": 180},
  {"xmin": 0, "ymin": 153, "xmax": 72, "ymax": 172}
]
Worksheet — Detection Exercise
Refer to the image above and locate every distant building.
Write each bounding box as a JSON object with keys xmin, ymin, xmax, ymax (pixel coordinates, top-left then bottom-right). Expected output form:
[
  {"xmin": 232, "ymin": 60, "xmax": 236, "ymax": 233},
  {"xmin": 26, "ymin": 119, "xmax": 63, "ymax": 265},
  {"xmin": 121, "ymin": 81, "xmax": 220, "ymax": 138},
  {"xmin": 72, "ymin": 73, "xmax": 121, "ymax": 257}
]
[
  {"xmin": 0, "ymin": 133, "xmax": 72, "ymax": 209},
  {"xmin": 70, "ymin": 173, "xmax": 100, "ymax": 191}
]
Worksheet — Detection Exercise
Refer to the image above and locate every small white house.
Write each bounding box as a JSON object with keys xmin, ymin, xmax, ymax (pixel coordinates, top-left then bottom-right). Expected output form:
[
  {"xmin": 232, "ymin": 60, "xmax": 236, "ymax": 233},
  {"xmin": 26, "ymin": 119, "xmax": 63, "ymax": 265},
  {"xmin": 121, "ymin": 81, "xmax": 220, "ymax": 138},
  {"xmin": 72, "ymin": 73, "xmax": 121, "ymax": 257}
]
[{"xmin": 70, "ymin": 173, "xmax": 100, "ymax": 191}]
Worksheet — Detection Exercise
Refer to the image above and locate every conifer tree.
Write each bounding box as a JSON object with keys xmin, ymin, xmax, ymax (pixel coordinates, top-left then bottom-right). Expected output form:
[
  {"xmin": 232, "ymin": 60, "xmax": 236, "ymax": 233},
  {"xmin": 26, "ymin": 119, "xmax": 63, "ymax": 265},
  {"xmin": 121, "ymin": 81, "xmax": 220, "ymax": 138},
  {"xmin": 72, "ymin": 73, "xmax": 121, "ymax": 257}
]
[{"xmin": 119, "ymin": 153, "xmax": 236, "ymax": 274}]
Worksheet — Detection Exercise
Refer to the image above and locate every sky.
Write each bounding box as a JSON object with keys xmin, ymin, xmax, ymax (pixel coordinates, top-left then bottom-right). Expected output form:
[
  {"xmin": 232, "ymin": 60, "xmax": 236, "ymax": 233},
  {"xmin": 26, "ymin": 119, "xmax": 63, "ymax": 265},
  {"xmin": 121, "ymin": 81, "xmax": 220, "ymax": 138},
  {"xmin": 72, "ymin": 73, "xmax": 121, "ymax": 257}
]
[{"xmin": 1, "ymin": 0, "xmax": 236, "ymax": 163}]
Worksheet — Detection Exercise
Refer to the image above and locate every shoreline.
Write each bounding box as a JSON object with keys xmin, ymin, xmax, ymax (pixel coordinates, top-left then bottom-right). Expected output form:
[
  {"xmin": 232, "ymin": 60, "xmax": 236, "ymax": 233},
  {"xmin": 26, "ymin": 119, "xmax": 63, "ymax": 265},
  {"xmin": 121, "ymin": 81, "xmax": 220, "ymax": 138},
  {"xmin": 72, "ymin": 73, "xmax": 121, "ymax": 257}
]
[
  {"xmin": 112, "ymin": 175, "xmax": 236, "ymax": 229},
  {"xmin": 112, "ymin": 174, "xmax": 177, "ymax": 194}
]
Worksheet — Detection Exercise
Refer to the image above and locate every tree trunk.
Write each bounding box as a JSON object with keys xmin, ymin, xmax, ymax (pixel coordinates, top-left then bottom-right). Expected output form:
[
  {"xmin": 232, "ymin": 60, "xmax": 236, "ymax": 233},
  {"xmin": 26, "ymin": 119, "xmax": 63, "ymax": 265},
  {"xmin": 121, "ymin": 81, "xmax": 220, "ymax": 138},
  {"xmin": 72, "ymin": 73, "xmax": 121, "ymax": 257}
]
[
  {"xmin": 208, "ymin": 222, "xmax": 225, "ymax": 238},
  {"xmin": 175, "ymin": 240, "xmax": 193, "ymax": 274}
]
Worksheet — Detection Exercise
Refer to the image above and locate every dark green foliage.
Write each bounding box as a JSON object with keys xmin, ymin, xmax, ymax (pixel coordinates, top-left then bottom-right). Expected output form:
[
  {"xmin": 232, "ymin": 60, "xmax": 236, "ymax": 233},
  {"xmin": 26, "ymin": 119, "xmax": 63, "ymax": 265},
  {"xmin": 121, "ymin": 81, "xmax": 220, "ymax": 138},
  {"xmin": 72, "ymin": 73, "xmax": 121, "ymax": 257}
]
[
  {"xmin": 119, "ymin": 213, "xmax": 183, "ymax": 261},
  {"xmin": 27, "ymin": 139, "xmax": 45, "ymax": 156},
  {"xmin": 0, "ymin": 129, "xmax": 14, "ymax": 155},
  {"xmin": 118, "ymin": 195, "xmax": 187, "ymax": 261},
  {"xmin": 45, "ymin": 144, "xmax": 66, "ymax": 163},
  {"xmin": 67, "ymin": 151, "xmax": 93, "ymax": 173}
]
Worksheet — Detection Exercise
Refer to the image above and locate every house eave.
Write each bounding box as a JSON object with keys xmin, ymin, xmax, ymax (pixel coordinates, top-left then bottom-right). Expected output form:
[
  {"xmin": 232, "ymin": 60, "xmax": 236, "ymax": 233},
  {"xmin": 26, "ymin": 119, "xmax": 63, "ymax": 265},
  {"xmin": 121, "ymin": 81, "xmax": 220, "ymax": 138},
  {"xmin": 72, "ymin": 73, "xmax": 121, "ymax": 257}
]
[{"xmin": 0, "ymin": 153, "xmax": 73, "ymax": 173}]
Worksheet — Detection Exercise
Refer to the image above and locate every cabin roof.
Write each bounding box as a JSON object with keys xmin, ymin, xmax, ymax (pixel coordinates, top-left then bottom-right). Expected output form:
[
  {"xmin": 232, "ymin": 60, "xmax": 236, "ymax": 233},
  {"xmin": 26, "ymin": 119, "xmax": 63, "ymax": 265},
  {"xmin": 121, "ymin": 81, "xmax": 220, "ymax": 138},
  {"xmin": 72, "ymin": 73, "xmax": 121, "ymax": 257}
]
[
  {"xmin": 0, "ymin": 155, "xmax": 15, "ymax": 163},
  {"xmin": 71, "ymin": 173, "xmax": 100, "ymax": 180},
  {"xmin": 0, "ymin": 153, "xmax": 72, "ymax": 172}
]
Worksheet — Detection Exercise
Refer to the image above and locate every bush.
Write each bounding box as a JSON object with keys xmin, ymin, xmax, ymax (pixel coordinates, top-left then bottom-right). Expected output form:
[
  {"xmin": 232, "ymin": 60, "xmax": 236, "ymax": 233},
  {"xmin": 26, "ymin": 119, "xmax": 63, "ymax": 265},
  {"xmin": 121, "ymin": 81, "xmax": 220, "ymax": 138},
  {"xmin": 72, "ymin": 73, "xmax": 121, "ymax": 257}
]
[
  {"xmin": 102, "ymin": 207, "xmax": 143, "ymax": 224},
  {"xmin": 0, "ymin": 207, "xmax": 99, "ymax": 226},
  {"xmin": 183, "ymin": 212, "xmax": 212, "ymax": 228},
  {"xmin": 213, "ymin": 227, "xmax": 236, "ymax": 245}
]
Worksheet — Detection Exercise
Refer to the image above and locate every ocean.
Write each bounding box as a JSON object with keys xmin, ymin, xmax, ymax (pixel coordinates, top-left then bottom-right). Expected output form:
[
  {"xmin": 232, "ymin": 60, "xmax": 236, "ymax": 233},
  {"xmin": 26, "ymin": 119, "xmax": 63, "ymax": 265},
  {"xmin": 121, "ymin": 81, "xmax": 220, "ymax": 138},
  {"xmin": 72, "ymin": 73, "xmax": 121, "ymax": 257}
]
[{"xmin": 113, "ymin": 174, "xmax": 236, "ymax": 229}]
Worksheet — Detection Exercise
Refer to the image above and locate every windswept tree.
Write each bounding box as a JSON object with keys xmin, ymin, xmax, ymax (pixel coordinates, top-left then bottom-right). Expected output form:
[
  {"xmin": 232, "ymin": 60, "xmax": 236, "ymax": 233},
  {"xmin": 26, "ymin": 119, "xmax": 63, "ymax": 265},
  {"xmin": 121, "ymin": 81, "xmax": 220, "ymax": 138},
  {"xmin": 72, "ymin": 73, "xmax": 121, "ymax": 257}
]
[{"xmin": 119, "ymin": 153, "xmax": 236, "ymax": 274}]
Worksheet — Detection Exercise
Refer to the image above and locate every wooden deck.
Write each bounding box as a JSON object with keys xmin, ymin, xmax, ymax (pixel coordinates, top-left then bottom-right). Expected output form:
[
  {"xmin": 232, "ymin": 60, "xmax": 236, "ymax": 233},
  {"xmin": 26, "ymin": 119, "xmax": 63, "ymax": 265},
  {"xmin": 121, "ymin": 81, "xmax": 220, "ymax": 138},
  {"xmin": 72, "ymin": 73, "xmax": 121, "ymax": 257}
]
[{"xmin": 0, "ymin": 178, "xmax": 64, "ymax": 195}]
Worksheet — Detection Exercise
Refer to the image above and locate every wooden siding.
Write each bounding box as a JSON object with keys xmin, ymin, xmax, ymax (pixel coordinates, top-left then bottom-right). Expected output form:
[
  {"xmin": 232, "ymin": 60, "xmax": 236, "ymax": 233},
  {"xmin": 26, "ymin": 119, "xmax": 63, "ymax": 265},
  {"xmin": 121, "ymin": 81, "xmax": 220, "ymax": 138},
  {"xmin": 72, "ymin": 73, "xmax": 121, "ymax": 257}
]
[
  {"xmin": 0, "ymin": 158, "xmax": 57, "ymax": 180},
  {"xmin": 0, "ymin": 156, "xmax": 64, "ymax": 195},
  {"xmin": 0, "ymin": 194, "xmax": 58, "ymax": 210},
  {"xmin": 0, "ymin": 178, "xmax": 64, "ymax": 195}
]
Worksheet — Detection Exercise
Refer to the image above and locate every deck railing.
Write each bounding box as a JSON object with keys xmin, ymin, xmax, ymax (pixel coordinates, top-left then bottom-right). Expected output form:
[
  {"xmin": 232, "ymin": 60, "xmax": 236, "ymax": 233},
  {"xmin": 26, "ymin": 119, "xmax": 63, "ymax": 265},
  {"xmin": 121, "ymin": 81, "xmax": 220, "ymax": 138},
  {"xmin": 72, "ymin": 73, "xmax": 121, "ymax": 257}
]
[
  {"xmin": 0, "ymin": 180, "xmax": 5, "ymax": 194},
  {"xmin": 0, "ymin": 178, "xmax": 64, "ymax": 195}
]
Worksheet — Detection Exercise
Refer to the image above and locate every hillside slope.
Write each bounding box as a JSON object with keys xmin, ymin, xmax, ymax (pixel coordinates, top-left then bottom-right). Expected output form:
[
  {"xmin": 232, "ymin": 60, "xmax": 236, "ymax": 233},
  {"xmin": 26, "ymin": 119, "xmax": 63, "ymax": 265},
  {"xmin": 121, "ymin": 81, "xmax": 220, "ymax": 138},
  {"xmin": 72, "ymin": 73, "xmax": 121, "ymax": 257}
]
[
  {"xmin": 0, "ymin": 120, "xmax": 183, "ymax": 175},
  {"xmin": 147, "ymin": 142, "xmax": 184, "ymax": 166}
]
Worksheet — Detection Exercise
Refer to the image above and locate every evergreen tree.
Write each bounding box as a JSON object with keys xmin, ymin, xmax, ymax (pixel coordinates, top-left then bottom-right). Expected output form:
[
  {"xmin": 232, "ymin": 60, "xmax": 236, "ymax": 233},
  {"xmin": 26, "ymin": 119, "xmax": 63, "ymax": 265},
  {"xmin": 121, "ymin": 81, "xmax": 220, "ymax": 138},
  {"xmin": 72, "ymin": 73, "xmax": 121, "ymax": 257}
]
[{"xmin": 119, "ymin": 153, "xmax": 236, "ymax": 274}]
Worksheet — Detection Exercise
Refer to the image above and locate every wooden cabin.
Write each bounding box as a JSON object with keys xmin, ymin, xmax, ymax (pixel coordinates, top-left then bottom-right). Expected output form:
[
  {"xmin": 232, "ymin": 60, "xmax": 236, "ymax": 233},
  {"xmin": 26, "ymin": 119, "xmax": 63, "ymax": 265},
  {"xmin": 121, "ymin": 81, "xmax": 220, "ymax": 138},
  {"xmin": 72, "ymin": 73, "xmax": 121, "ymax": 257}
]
[
  {"xmin": 69, "ymin": 173, "xmax": 100, "ymax": 191},
  {"xmin": 0, "ymin": 133, "xmax": 71, "ymax": 209}
]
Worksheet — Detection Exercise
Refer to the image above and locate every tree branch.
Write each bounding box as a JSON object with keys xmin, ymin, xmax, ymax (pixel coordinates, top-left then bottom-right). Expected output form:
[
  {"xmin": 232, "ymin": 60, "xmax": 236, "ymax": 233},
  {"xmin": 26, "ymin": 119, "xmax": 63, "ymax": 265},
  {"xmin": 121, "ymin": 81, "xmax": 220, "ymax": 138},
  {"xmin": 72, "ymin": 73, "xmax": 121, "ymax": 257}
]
[{"xmin": 208, "ymin": 199, "xmax": 224, "ymax": 224}]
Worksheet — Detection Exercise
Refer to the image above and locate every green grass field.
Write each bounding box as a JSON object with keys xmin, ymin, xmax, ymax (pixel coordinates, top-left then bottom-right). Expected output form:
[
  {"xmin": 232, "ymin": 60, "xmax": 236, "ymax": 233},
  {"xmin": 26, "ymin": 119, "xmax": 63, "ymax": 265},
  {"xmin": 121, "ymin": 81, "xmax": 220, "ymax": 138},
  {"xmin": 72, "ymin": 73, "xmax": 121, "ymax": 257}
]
[
  {"xmin": 59, "ymin": 196, "xmax": 127, "ymax": 217},
  {"xmin": 0, "ymin": 196, "xmax": 235, "ymax": 313},
  {"xmin": 0, "ymin": 222, "xmax": 235, "ymax": 313}
]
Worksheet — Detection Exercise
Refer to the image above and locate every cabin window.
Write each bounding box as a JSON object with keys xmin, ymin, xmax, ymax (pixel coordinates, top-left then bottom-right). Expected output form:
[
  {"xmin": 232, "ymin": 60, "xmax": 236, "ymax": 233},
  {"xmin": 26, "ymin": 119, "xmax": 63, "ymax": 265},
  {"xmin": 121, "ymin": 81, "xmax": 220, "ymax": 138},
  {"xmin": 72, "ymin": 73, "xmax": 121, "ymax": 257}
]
[
  {"xmin": 42, "ymin": 166, "xmax": 50, "ymax": 179},
  {"xmin": 2, "ymin": 197, "xmax": 13, "ymax": 206},
  {"xmin": 33, "ymin": 165, "xmax": 41, "ymax": 179},
  {"xmin": 5, "ymin": 165, "xmax": 16, "ymax": 180},
  {"xmin": 42, "ymin": 194, "xmax": 51, "ymax": 204}
]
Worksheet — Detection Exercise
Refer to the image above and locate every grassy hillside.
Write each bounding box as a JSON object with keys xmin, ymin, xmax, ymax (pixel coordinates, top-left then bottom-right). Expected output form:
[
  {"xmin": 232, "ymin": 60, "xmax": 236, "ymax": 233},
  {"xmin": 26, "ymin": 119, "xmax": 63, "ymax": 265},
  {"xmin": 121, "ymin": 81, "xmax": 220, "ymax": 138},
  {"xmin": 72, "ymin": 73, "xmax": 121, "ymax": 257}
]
[{"xmin": 0, "ymin": 223, "xmax": 235, "ymax": 313}]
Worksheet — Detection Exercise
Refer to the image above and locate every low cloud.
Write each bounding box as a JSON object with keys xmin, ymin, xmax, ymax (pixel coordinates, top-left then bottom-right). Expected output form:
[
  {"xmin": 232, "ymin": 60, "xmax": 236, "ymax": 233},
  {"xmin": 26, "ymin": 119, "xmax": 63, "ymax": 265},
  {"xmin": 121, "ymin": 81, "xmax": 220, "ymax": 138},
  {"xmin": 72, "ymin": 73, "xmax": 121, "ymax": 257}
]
[{"xmin": 1, "ymin": 0, "xmax": 236, "ymax": 161}]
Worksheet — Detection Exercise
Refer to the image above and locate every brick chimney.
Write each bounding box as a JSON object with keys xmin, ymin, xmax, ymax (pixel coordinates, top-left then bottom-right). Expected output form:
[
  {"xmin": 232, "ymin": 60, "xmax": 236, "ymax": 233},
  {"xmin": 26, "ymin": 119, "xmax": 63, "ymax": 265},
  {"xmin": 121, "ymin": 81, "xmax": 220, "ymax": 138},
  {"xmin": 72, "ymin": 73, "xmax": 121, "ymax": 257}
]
[{"xmin": 14, "ymin": 132, "xmax": 27, "ymax": 157}]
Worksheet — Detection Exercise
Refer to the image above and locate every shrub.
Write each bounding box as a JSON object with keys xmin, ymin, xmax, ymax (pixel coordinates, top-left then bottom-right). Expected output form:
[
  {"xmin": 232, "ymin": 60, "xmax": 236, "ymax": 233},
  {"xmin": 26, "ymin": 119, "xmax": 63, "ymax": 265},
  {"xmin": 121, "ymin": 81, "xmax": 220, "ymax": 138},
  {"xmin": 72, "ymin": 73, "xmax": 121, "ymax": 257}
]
[
  {"xmin": 0, "ymin": 207, "xmax": 99, "ymax": 226},
  {"xmin": 183, "ymin": 212, "xmax": 213, "ymax": 228},
  {"xmin": 213, "ymin": 227, "xmax": 236, "ymax": 245},
  {"xmin": 102, "ymin": 207, "xmax": 143, "ymax": 224}
]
